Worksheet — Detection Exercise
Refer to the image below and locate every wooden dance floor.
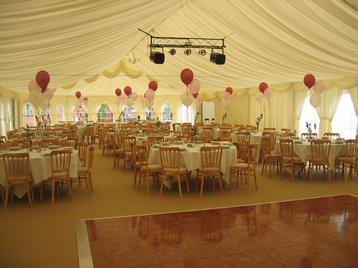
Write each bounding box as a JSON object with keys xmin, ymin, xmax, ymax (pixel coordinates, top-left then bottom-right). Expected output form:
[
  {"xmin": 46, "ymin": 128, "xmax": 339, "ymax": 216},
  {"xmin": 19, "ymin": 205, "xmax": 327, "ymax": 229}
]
[{"xmin": 77, "ymin": 195, "xmax": 358, "ymax": 268}]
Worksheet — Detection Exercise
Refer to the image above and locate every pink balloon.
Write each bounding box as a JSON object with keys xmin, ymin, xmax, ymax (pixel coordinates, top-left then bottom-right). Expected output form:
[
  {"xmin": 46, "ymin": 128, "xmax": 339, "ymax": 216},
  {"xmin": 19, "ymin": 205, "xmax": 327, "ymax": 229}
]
[
  {"xmin": 145, "ymin": 89, "xmax": 155, "ymax": 101},
  {"xmin": 188, "ymin": 79, "xmax": 201, "ymax": 93},
  {"xmin": 310, "ymin": 93, "xmax": 321, "ymax": 107},
  {"xmin": 264, "ymin": 88, "xmax": 273, "ymax": 99},
  {"xmin": 43, "ymin": 88, "xmax": 55, "ymax": 100},
  {"xmin": 28, "ymin": 80, "xmax": 41, "ymax": 92},
  {"xmin": 313, "ymin": 81, "xmax": 325, "ymax": 95},
  {"xmin": 129, "ymin": 92, "xmax": 138, "ymax": 101}
]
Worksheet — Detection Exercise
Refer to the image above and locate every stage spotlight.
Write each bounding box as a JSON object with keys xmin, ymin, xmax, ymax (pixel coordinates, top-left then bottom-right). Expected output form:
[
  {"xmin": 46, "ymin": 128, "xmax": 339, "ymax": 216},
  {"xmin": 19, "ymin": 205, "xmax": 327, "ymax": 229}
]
[
  {"xmin": 184, "ymin": 49, "xmax": 191, "ymax": 56},
  {"xmin": 150, "ymin": 51, "xmax": 165, "ymax": 64},
  {"xmin": 169, "ymin": 48, "xmax": 176, "ymax": 55},
  {"xmin": 198, "ymin": 49, "xmax": 206, "ymax": 56},
  {"xmin": 210, "ymin": 52, "xmax": 226, "ymax": 65}
]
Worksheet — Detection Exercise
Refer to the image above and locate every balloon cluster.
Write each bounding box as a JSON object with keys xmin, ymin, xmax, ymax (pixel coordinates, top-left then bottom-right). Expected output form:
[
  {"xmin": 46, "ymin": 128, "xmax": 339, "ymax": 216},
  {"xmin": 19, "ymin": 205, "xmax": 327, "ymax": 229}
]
[
  {"xmin": 115, "ymin": 86, "xmax": 137, "ymax": 107},
  {"xmin": 75, "ymin": 91, "xmax": 88, "ymax": 106},
  {"xmin": 255, "ymin": 82, "xmax": 273, "ymax": 103},
  {"xmin": 303, "ymin": 74, "xmax": 325, "ymax": 108},
  {"xmin": 28, "ymin": 71, "xmax": 55, "ymax": 108},
  {"xmin": 223, "ymin": 87, "xmax": 233, "ymax": 106},
  {"xmin": 140, "ymin": 81, "xmax": 158, "ymax": 108},
  {"xmin": 180, "ymin": 68, "xmax": 202, "ymax": 106}
]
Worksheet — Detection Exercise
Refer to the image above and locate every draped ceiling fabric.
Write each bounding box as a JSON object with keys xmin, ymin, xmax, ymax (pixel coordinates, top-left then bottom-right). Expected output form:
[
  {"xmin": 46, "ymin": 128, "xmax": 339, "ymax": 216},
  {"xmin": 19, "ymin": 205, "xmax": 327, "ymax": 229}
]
[{"xmin": 0, "ymin": 0, "xmax": 358, "ymax": 97}]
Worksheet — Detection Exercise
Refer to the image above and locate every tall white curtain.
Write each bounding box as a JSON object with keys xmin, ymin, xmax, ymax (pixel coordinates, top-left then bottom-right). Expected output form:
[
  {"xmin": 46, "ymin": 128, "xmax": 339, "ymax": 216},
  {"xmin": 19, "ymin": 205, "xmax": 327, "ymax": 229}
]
[
  {"xmin": 294, "ymin": 90, "xmax": 308, "ymax": 133},
  {"xmin": 318, "ymin": 88, "xmax": 343, "ymax": 134},
  {"xmin": 0, "ymin": 96, "xmax": 14, "ymax": 136},
  {"xmin": 178, "ymin": 104, "xmax": 195, "ymax": 124},
  {"xmin": 348, "ymin": 87, "xmax": 358, "ymax": 136}
]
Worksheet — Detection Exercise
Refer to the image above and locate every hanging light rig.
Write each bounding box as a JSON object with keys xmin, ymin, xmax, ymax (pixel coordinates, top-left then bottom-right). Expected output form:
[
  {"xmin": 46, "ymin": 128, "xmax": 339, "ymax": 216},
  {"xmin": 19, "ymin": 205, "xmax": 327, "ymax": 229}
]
[{"xmin": 138, "ymin": 28, "xmax": 226, "ymax": 65}]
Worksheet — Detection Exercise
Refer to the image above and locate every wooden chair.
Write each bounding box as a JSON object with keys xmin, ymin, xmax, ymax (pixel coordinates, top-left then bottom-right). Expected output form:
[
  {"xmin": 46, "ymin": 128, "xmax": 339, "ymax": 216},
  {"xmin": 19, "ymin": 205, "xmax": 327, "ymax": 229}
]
[
  {"xmin": 200, "ymin": 127, "xmax": 214, "ymax": 143},
  {"xmin": 263, "ymin": 127, "xmax": 276, "ymax": 132},
  {"xmin": 261, "ymin": 136, "xmax": 282, "ymax": 176},
  {"xmin": 301, "ymin": 132, "xmax": 318, "ymax": 140},
  {"xmin": 49, "ymin": 150, "xmax": 72, "ymax": 204},
  {"xmin": 219, "ymin": 127, "xmax": 232, "ymax": 141},
  {"xmin": 323, "ymin": 132, "xmax": 340, "ymax": 139},
  {"xmin": 78, "ymin": 143, "xmax": 89, "ymax": 167},
  {"xmin": 230, "ymin": 144, "xmax": 258, "ymax": 191},
  {"xmin": 123, "ymin": 136, "xmax": 136, "ymax": 168},
  {"xmin": 335, "ymin": 139, "xmax": 357, "ymax": 178},
  {"xmin": 235, "ymin": 133, "xmax": 251, "ymax": 162},
  {"xmin": 113, "ymin": 134, "xmax": 124, "ymax": 168},
  {"xmin": 308, "ymin": 140, "xmax": 331, "ymax": 181},
  {"xmin": 159, "ymin": 147, "xmax": 190, "ymax": 197},
  {"xmin": 2, "ymin": 153, "xmax": 33, "ymax": 208},
  {"xmin": 77, "ymin": 145, "xmax": 95, "ymax": 192},
  {"xmin": 280, "ymin": 139, "xmax": 305, "ymax": 178},
  {"xmin": 134, "ymin": 144, "xmax": 162, "ymax": 192},
  {"xmin": 0, "ymin": 136, "xmax": 6, "ymax": 144},
  {"xmin": 147, "ymin": 136, "xmax": 164, "ymax": 149},
  {"xmin": 197, "ymin": 146, "xmax": 223, "ymax": 196}
]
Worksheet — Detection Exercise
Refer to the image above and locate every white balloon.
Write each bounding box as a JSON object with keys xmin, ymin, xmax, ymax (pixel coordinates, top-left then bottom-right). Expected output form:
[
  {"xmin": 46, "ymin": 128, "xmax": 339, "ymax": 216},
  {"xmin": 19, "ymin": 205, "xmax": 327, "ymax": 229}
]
[
  {"xmin": 29, "ymin": 90, "xmax": 43, "ymax": 107},
  {"xmin": 28, "ymin": 80, "xmax": 41, "ymax": 92},
  {"xmin": 255, "ymin": 92, "xmax": 264, "ymax": 103},
  {"xmin": 264, "ymin": 88, "xmax": 273, "ymax": 99},
  {"xmin": 181, "ymin": 93, "xmax": 193, "ymax": 107},
  {"xmin": 310, "ymin": 93, "xmax": 321, "ymax": 107},
  {"xmin": 129, "ymin": 92, "xmax": 138, "ymax": 101},
  {"xmin": 145, "ymin": 89, "xmax": 155, "ymax": 101},
  {"xmin": 125, "ymin": 97, "xmax": 135, "ymax": 107},
  {"xmin": 188, "ymin": 79, "xmax": 201, "ymax": 93},
  {"xmin": 313, "ymin": 81, "xmax": 325, "ymax": 95}
]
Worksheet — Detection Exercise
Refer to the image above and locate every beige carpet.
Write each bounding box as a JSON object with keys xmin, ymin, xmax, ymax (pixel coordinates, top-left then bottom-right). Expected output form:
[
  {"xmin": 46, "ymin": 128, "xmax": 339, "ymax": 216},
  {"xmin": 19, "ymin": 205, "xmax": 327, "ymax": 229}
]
[{"xmin": 0, "ymin": 151, "xmax": 357, "ymax": 268}]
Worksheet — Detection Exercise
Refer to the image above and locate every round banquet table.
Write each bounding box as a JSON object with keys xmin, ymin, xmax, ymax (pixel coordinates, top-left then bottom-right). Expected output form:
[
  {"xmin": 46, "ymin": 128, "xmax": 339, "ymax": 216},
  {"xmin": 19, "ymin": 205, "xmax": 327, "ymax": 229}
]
[
  {"xmin": 0, "ymin": 148, "xmax": 80, "ymax": 198},
  {"xmin": 147, "ymin": 142, "xmax": 237, "ymax": 189},
  {"xmin": 292, "ymin": 142, "xmax": 346, "ymax": 170}
]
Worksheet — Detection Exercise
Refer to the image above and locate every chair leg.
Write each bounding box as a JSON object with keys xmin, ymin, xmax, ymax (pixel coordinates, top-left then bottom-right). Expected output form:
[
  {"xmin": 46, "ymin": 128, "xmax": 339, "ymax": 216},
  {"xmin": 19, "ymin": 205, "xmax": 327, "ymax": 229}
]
[
  {"xmin": 51, "ymin": 181, "xmax": 56, "ymax": 204},
  {"xmin": 68, "ymin": 180, "xmax": 73, "ymax": 199},
  {"xmin": 186, "ymin": 173, "xmax": 190, "ymax": 193},
  {"xmin": 89, "ymin": 173, "xmax": 93, "ymax": 192},
  {"xmin": 218, "ymin": 176, "xmax": 223, "ymax": 194},
  {"xmin": 177, "ymin": 176, "xmax": 182, "ymax": 197},
  {"xmin": 160, "ymin": 175, "xmax": 164, "ymax": 194},
  {"xmin": 200, "ymin": 175, "xmax": 205, "ymax": 196},
  {"xmin": 27, "ymin": 184, "xmax": 32, "ymax": 208},
  {"xmin": 4, "ymin": 185, "xmax": 9, "ymax": 208}
]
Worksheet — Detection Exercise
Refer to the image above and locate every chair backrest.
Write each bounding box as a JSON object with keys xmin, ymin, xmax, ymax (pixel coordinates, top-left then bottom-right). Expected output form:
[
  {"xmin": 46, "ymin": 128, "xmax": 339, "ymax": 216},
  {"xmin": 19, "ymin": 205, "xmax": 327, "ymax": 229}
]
[
  {"xmin": 344, "ymin": 139, "xmax": 357, "ymax": 158},
  {"xmin": 200, "ymin": 146, "xmax": 223, "ymax": 171},
  {"xmin": 201, "ymin": 127, "xmax": 214, "ymax": 142},
  {"xmin": 134, "ymin": 144, "xmax": 148, "ymax": 166},
  {"xmin": 123, "ymin": 136, "xmax": 136, "ymax": 153},
  {"xmin": 280, "ymin": 139, "xmax": 294, "ymax": 158},
  {"xmin": 147, "ymin": 136, "xmax": 164, "ymax": 148},
  {"xmin": 3, "ymin": 153, "xmax": 30, "ymax": 178},
  {"xmin": 262, "ymin": 132, "xmax": 276, "ymax": 150},
  {"xmin": 50, "ymin": 150, "xmax": 72, "ymax": 176},
  {"xmin": 301, "ymin": 132, "xmax": 318, "ymax": 139},
  {"xmin": 261, "ymin": 136, "xmax": 272, "ymax": 156},
  {"xmin": 323, "ymin": 132, "xmax": 340, "ymax": 139},
  {"xmin": 248, "ymin": 144, "xmax": 258, "ymax": 166},
  {"xmin": 86, "ymin": 145, "xmax": 96, "ymax": 169},
  {"xmin": 78, "ymin": 143, "xmax": 88, "ymax": 165},
  {"xmin": 219, "ymin": 127, "xmax": 232, "ymax": 139},
  {"xmin": 310, "ymin": 140, "xmax": 331, "ymax": 162},
  {"xmin": 263, "ymin": 127, "xmax": 276, "ymax": 132},
  {"xmin": 159, "ymin": 147, "xmax": 181, "ymax": 170}
]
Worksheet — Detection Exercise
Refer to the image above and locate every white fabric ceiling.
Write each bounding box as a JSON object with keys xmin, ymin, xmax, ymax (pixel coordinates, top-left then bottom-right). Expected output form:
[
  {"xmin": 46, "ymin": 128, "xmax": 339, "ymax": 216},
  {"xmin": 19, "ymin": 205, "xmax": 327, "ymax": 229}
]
[{"xmin": 1, "ymin": 0, "xmax": 358, "ymax": 96}]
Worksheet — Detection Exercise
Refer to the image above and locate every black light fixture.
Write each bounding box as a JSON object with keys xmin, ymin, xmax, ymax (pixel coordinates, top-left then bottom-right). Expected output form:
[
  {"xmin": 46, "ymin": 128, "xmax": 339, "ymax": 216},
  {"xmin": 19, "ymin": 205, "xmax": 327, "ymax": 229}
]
[{"xmin": 139, "ymin": 28, "xmax": 226, "ymax": 64}]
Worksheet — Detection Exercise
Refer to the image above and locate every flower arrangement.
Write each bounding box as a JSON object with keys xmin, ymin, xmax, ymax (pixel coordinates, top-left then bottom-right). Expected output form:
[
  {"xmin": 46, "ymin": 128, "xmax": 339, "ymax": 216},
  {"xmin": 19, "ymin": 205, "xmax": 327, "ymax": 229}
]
[
  {"xmin": 256, "ymin": 114, "xmax": 263, "ymax": 130},
  {"xmin": 222, "ymin": 112, "xmax": 227, "ymax": 124},
  {"xmin": 305, "ymin": 122, "xmax": 312, "ymax": 133},
  {"xmin": 155, "ymin": 117, "xmax": 161, "ymax": 128}
]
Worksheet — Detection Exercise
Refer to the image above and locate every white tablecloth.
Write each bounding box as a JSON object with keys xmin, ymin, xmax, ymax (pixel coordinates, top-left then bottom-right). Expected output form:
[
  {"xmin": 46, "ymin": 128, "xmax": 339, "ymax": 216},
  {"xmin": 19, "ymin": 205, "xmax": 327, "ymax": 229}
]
[
  {"xmin": 148, "ymin": 143, "xmax": 237, "ymax": 188},
  {"xmin": 198, "ymin": 127, "xmax": 221, "ymax": 140},
  {"xmin": 293, "ymin": 143, "xmax": 346, "ymax": 170},
  {"xmin": 0, "ymin": 149, "xmax": 80, "ymax": 198}
]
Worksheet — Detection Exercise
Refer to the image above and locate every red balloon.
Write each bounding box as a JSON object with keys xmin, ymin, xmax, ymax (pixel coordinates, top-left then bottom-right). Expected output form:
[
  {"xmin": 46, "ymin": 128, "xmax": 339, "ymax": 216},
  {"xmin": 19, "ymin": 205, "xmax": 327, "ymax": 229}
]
[
  {"xmin": 304, "ymin": 74, "xmax": 316, "ymax": 88},
  {"xmin": 115, "ymin": 88, "xmax": 122, "ymax": 96},
  {"xmin": 225, "ymin": 87, "xmax": 233, "ymax": 95},
  {"xmin": 192, "ymin": 92, "xmax": 199, "ymax": 99},
  {"xmin": 180, "ymin": 68, "xmax": 194, "ymax": 86},
  {"xmin": 124, "ymin": 86, "xmax": 132, "ymax": 96},
  {"xmin": 75, "ymin": 91, "xmax": 81, "ymax": 99},
  {"xmin": 148, "ymin": 81, "xmax": 158, "ymax": 91},
  {"xmin": 36, "ymin": 70, "xmax": 50, "ymax": 92},
  {"xmin": 259, "ymin": 82, "xmax": 268, "ymax": 93}
]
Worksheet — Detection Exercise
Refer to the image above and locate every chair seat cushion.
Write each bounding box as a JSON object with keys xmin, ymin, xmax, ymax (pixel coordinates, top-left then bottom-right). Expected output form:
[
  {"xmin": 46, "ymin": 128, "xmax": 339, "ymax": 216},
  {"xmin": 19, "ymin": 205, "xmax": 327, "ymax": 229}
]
[
  {"xmin": 336, "ymin": 156, "xmax": 355, "ymax": 163},
  {"xmin": 140, "ymin": 164, "xmax": 162, "ymax": 172},
  {"xmin": 163, "ymin": 167, "xmax": 187, "ymax": 175},
  {"xmin": 231, "ymin": 163, "xmax": 255, "ymax": 169}
]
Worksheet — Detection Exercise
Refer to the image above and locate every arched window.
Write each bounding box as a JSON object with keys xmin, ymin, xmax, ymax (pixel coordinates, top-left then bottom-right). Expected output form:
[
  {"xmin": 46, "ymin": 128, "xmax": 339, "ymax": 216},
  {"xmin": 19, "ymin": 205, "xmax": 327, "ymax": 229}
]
[
  {"xmin": 299, "ymin": 97, "xmax": 320, "ymax": 135},
  {"xmin": 161, "ymin": 103, "xmax": 172, "ymax": 122},
  {"xmin": 145, "ymin": 107, "xmax": 156, "ymax": 121},
  {"xmin": 57, "ymin": 105, "xmax": 65, "ymax": 122},
  {"xmin": 178, "ymin": 103, "xmax": 195, "ymax": 124},
  {"xmin": 97, "ymin": 103, "xmax": 113, "ymax": 122},
  {"xmin": 24, "ymin": 103, "xmax": 35, "ymax": 127},
  {"xmin": 41, "ymin": 106, "xmax": 51, "ymax": 126},
  {"xmin": 73, "ymin": 105, "xmax": 87, "ymax": 123},
  {"xmin": 332, "ymin": 93, "xmax": 357, "ymax": 139},
  {"xmin": 122, "ymin": 106, "xmax": 137, "ymax": 122}
]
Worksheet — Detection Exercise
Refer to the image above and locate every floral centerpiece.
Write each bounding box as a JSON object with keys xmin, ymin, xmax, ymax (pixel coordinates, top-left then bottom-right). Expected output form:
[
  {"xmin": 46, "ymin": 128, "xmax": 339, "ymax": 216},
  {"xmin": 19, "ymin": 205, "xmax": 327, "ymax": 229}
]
[
  {"xmin": 222, "ymin": 112, "xmax": 227, "ymax": 124},
  {"xmin": 256, "ymin": 114, "xmax": 263, "ymax": 131},
  {"xmin": 155, "ymin": 117, "xmax": 161, "ymax": 128},
  {"xmin": 305, "ymin": 122, "xmax": 317, "ymax": 140}
]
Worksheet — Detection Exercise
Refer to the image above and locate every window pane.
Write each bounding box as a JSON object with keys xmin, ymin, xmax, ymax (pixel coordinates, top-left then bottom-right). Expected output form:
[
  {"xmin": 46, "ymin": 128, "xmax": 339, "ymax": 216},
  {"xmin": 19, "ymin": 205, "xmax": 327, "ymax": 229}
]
[{"xmin": 332, "ymin": 94, "xmax": 357, "ymax": 139}]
